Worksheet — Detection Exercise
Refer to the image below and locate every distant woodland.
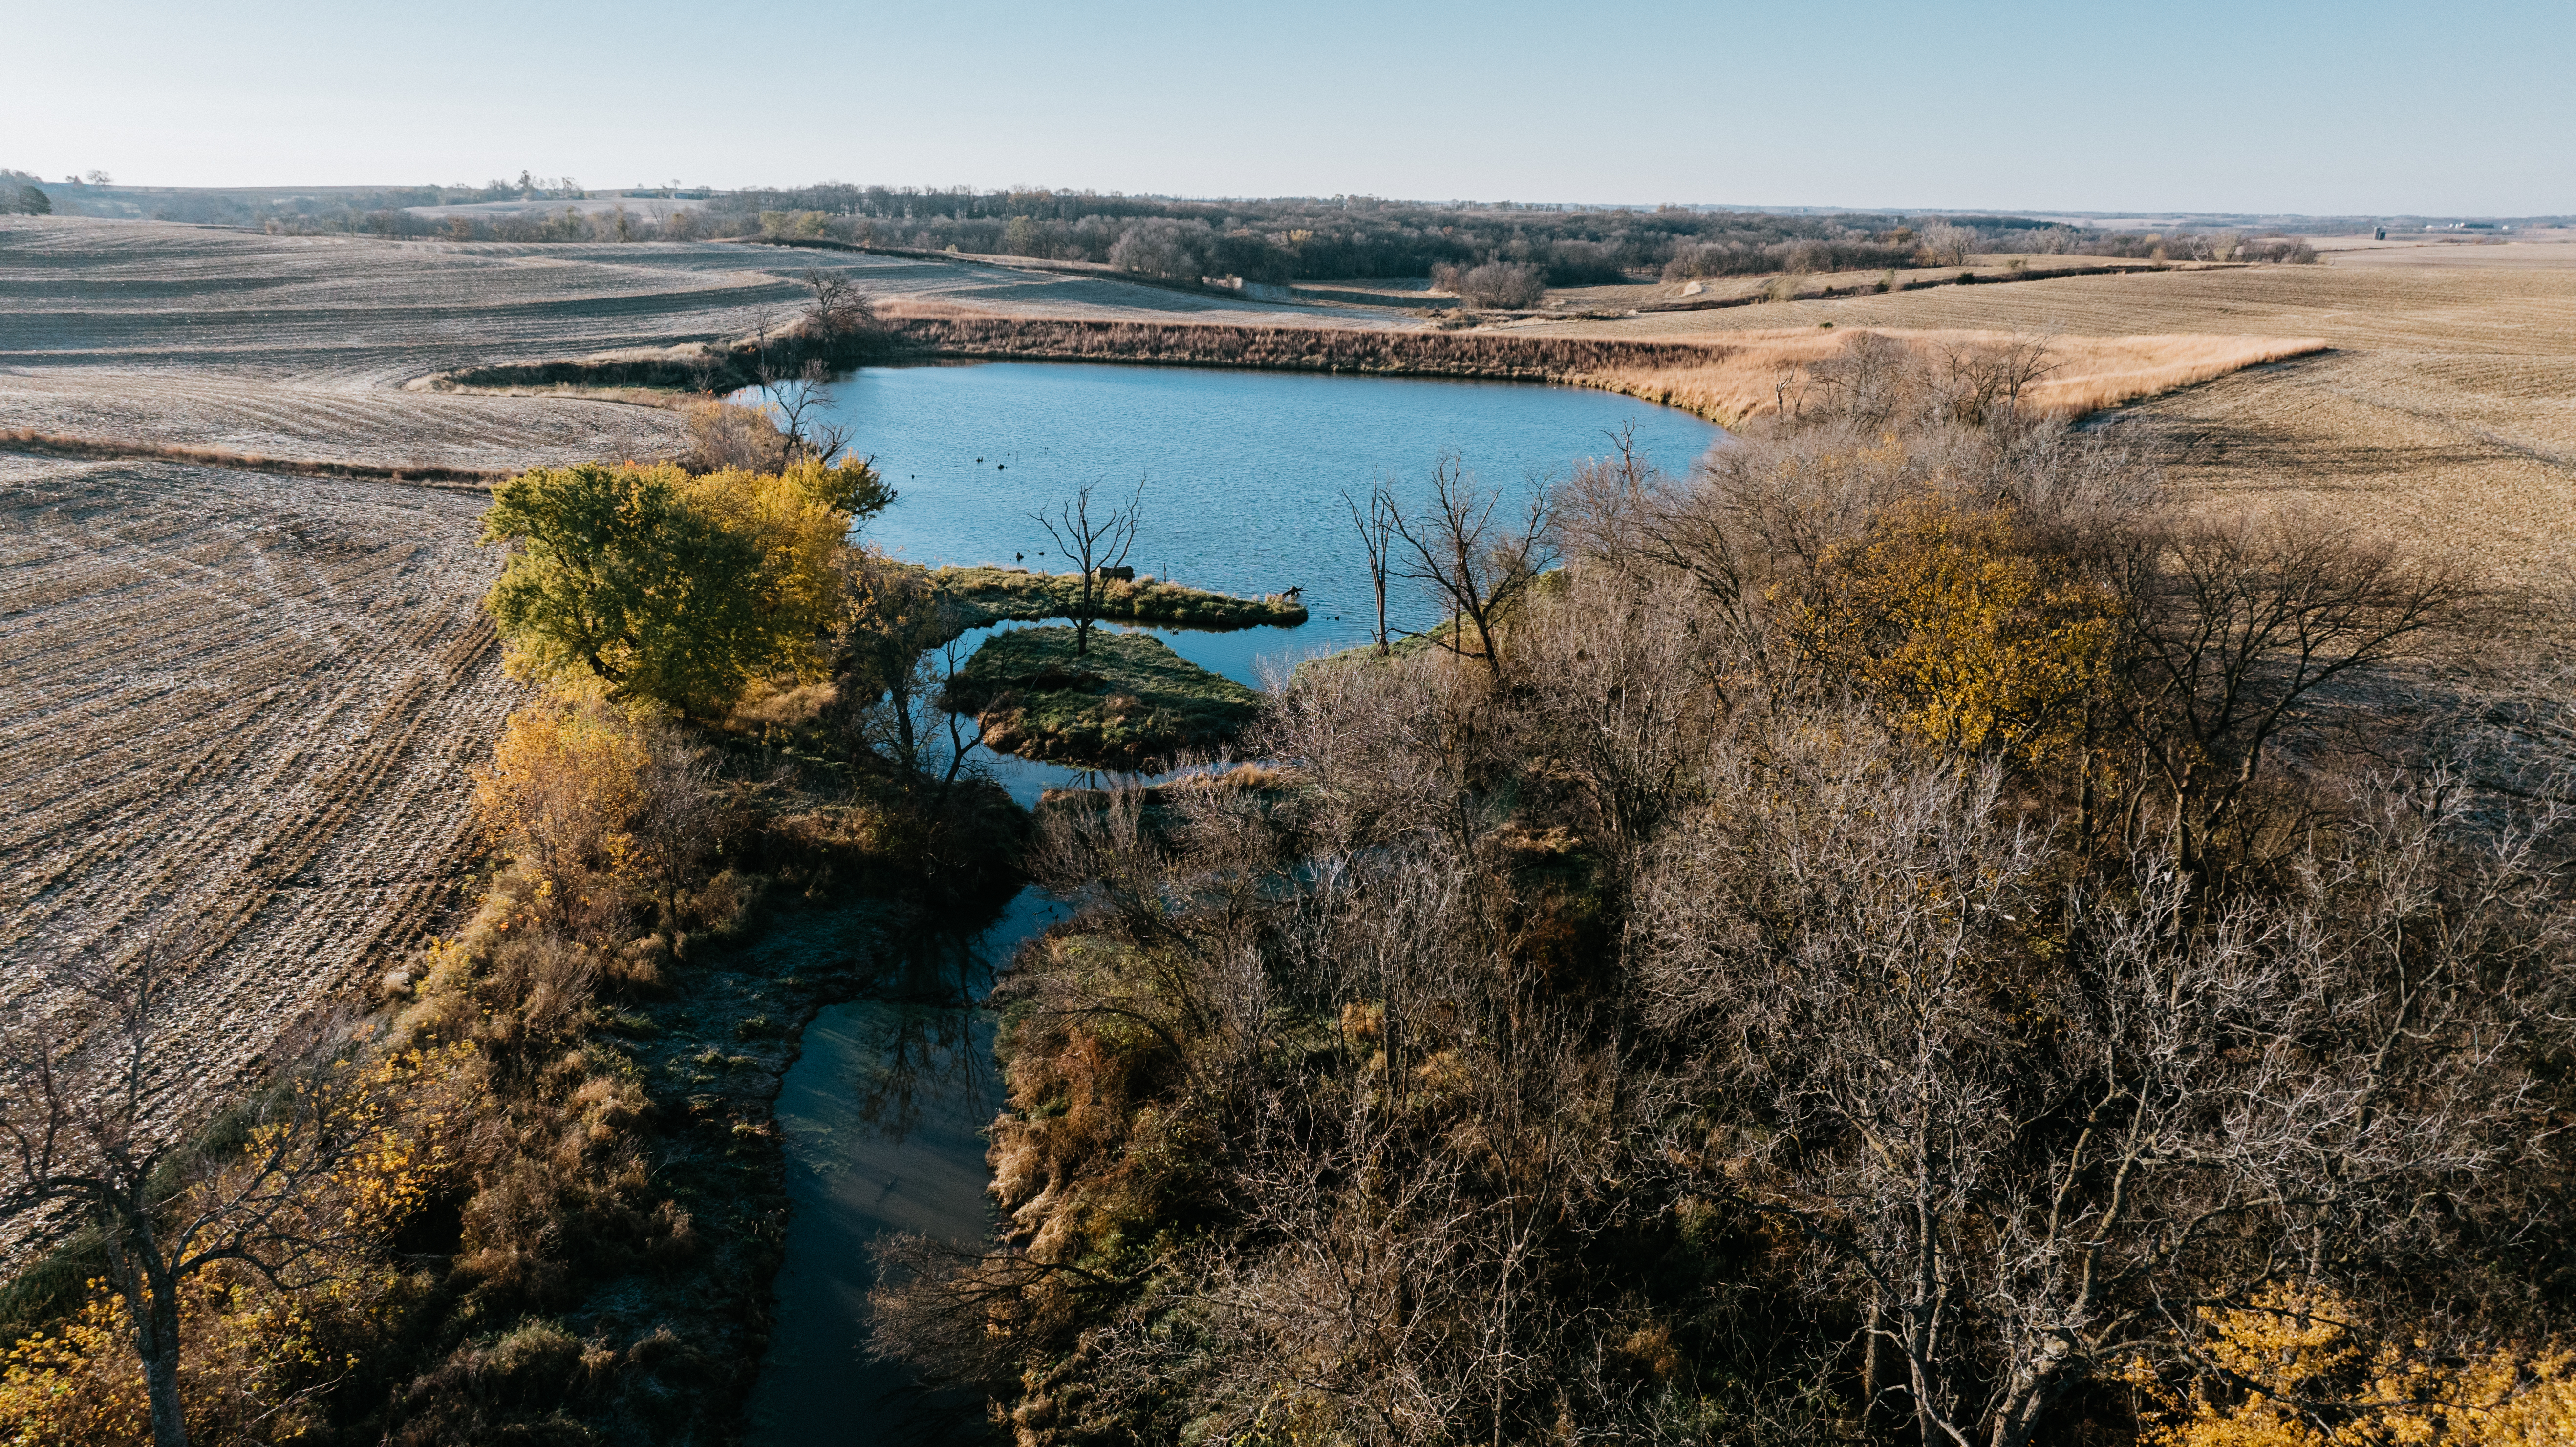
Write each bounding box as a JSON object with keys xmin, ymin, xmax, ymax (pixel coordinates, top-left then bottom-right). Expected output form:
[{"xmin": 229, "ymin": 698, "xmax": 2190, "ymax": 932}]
[
  {"xmin": 711, "ymin": 187, "xmax": 2318, "ymax": 279},
  {"xmin": 1, "ymin": 169, "xmax": 2326, "ymax": 277}
]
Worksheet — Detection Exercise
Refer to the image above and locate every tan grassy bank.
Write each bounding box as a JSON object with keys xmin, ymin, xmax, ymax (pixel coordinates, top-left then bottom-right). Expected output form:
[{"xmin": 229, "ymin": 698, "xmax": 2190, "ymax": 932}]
[{"xmin": 1570, "ymin": 329, "xmax": 2330, "ymax": 425}]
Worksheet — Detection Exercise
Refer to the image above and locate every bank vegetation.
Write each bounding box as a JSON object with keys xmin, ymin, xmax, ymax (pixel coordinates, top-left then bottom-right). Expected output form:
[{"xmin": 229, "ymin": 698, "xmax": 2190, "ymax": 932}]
[{"xmin": 868, "ymin": 374, "xmax": 2576, "ymax": 1446}]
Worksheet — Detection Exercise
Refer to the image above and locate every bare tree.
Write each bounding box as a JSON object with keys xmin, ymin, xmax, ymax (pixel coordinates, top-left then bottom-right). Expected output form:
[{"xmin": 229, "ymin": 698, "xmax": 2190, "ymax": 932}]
[
  {"xmin": 1630, "ymin": 719, "xmax": 2568, "ymax": 1447},
  {"xmin": 1930, "ymin": 331, "xmax": 2062, "ymax": 426},
  {"xmin": 839, "ymin": 550, "xmax": 990, "ymax": 802},
  {"xmin": 0, "ymin": 933, "xmax": 378, "ymax": 1447},
  {"xmin": 628, "ymin": 727, "xmax": 730, "ymax": 930},
  {"xmin": 1032, "ymin": 481, "xmax": 1144, "ymax": 660},
  {"xmin": 757, "ymin": 357, "xmax": 854, "ymax": 465},
  {"xmin": 799, "ymin": 266, "xmax": 875, "ymax": 340},
  {"xmin": 1801, "ymin": 331, "xmax": 1913, "ymax": 430},
  {"xmin": 1551, "ymin": 421, "xmax": 1660, "ymax": 573},
  {"xmin": 1918, "ymin": 223, "xmax": 1975, "ymax": 267},
  {"xmin": 1342, "ymin": 481, "xmax": 1398, "ymax": 656},
  {"xmin": 2111, "ymin": 513, "xmax": 2468, "ymax": 894},
  {"xmin": 1386, "ymin": 457, "xmax": 1553, "ymax": 684}
]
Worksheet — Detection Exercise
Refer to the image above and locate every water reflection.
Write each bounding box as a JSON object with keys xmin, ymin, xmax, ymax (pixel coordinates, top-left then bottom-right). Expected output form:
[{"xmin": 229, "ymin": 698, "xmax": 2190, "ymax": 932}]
[{"xmin": 746, "ymin": 887, "xmax": 1067, "ymax": 1445}]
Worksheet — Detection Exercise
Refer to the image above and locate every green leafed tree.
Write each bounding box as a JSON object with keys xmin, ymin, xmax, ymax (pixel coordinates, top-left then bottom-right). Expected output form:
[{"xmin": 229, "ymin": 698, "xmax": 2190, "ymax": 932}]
[{"xmin": 481, "ymin": 460, "xmax": 885, "ymax": 717}]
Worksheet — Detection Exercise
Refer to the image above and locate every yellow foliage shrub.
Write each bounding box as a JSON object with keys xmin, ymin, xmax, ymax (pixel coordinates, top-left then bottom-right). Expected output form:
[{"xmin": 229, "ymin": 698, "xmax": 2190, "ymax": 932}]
[
  {"xmin": 1803, "ymin": 494, "xmax": 2120, "ymax": 764},
  {"xmin": 472, "ymin": 702, "xmax": 647, "ymax": 891},
  {"xmin": 2145, "ymin": 1285, "xmax": 2576, "ymax": 1447}
]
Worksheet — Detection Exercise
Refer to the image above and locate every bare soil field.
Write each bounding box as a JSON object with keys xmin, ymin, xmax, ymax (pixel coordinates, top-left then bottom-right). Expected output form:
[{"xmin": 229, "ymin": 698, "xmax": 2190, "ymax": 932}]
[
  {"xmin": 0, "ymin": 457, "xmax": 518, "ymax": 1264},
  {"xmin": 2309, "ymin": 234, "xmax": 2576, "ymax": 269},
  {"xmin": 1525, "ymin": 259, "xmax": 2576, "ymax": 618}
]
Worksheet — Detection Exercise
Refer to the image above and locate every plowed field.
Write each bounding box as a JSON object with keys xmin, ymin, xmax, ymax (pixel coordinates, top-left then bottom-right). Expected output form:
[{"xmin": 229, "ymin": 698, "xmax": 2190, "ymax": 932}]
[{"xmin": 0, "ymin": 457, "xmax": 516, "ymax": 1264}]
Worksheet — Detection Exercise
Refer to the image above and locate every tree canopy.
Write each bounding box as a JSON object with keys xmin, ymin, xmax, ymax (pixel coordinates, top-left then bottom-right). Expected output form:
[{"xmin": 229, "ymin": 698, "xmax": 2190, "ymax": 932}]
[{"xmin": 480, "ymin": 458, "xmax": 888, "ymax": 716}]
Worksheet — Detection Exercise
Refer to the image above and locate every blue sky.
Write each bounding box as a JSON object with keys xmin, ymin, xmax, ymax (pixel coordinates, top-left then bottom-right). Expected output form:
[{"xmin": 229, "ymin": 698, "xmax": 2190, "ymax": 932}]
[{"xmin": 8, "ymin": 0, "xmax": 2567, "ymax": 214}]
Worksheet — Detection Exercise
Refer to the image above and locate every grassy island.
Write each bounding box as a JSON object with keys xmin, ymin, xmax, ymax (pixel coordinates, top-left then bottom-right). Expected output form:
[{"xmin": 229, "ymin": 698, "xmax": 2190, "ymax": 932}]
[
  {"xmin": 921, "ymin": 563, "xmax": 1307, "ymax": 634},
  {"xmin": 943, "ymin": 626, "xmax": 1262, "ymax": 768}
]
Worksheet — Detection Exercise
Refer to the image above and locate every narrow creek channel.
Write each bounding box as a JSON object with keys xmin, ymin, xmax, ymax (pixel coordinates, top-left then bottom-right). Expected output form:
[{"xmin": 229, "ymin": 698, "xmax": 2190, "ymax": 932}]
[
  {"xmin": 744, "ymin": 886, "xmax": 1068, "ymax": 1442},
  {"xmin": 742, "ymin": 361, "xmax": 1724, "ymax": 1440}
]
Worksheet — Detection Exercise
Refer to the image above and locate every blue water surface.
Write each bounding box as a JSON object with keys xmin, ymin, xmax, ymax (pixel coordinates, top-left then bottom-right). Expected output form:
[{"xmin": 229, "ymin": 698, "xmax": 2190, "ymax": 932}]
[{"xmin": 777, "ymin": 361, "xmax": 1726, "ymax": 687}]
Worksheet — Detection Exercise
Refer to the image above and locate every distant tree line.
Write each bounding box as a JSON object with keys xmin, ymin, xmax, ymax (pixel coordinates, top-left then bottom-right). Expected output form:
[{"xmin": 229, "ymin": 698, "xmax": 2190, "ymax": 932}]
[
  {"xmin": 0, "ymin": 166, "xmax": 2325, "ymax": 275},
  {"xmin": 714, "ymin": 188, "xmax": 2322, "ymax": 283},
  {"xmin": 713, "ymin": 186, "xmax": 1944, "ymax": 282}
]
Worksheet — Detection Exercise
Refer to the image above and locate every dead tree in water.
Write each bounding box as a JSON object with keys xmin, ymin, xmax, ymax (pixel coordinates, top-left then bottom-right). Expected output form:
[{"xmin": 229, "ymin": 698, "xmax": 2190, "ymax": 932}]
[{"xmin": 1034, "ymin": 481, "xmax": 1144, "ymax": 659}]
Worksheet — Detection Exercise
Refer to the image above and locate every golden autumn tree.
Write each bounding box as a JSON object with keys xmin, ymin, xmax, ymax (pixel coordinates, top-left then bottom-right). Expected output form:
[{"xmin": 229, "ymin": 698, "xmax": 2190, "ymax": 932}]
[
  {"xmin": 480, "ymin": 458, "xmax": 887, "ymax": 718},
  {"xmin": 1801, "ymin": 493, "xmax": 2121, "ymax": 765}
]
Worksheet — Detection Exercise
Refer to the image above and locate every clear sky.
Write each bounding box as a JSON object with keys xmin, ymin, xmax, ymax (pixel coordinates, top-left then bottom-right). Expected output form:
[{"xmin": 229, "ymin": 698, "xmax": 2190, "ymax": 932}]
[{"xmin": 7, "ymin": 0, "xmax": 2567, "ymax": 215}]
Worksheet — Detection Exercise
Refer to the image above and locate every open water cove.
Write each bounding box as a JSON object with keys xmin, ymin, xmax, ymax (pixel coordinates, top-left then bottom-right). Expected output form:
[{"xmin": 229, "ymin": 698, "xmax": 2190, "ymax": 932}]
[{"xmin": 744, "ymin": 362, "xmax": 1723, "ymax": 1442}]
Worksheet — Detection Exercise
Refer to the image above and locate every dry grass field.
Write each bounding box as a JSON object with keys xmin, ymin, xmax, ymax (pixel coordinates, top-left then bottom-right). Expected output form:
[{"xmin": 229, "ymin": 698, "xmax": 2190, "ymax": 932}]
[
  {"xmin": 1566, "ymin": 328, "xmax": 2327, "ymax": 426},
  {"xmin": 1540, "ymin": 252, "xmax": 2200, "ymax": 315},
  {"xmin": 1527, "ymin": 253, "xmax": 2576, "ymax": 617}
]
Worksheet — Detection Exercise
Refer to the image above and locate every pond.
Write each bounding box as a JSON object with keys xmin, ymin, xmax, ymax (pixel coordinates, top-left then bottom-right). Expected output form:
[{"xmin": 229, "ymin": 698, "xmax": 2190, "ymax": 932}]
[
  {"xmin": 753, "ymin": 360, "xmax": 1725, "ymax": 802},
  {"xmin": 743, "ymin": 361, "xmax": 1723, "ymax": 1442}
]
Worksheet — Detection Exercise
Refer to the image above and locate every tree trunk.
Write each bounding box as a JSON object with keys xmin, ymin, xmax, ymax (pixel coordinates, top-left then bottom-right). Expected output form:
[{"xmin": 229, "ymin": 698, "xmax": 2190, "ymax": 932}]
[
  {"xmin": 141, "ymin": 1295, "xmax": 190, "ymax": 1447},
  {"xmin": 1862, "ymin": 1292, "xmax": 1883, "ymax": 1430},
  {"xmin": 104, "ymin": 1215, "xmax": 190, "ymax": 1447}
]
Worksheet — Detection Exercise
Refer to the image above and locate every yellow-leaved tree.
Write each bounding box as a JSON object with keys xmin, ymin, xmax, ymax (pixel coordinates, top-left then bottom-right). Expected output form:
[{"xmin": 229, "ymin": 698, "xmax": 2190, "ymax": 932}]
[
  {"xmin": 2144, "ymin": 1285, "xmax": 2576, "ymax": 1447},
  {"xmin": 1801, "ymin": 493, "xmax": 2121, "ymax": 765},
  {"xmin": 480, "ymin": 458, "xmax": 887, "ymax": 717}
]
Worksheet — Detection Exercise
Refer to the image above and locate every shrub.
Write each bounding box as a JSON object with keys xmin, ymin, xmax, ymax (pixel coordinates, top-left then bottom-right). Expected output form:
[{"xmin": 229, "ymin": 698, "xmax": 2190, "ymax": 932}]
[
  {"xmin": 1434, "ymin": 260, "xmax": 1547, "ymax": 309},
  {"xmin": 676, "ymin": 399, "xmax": 784, "ymax": 469},
  {"xmin": 474, "ymin": 702, "xmax": 648, "ymax": 892}
]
